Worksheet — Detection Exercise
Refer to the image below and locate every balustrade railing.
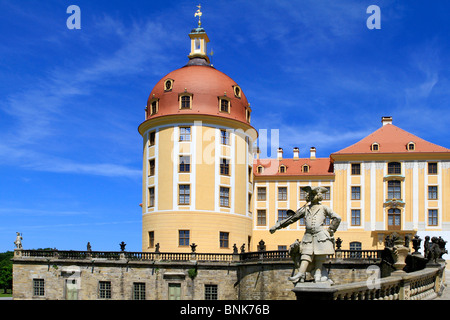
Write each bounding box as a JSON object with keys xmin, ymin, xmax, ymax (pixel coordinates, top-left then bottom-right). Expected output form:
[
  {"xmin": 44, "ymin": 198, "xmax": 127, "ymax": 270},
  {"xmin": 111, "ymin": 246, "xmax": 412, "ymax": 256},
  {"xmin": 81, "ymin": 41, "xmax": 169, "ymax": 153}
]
[{"xmin": 18, "ymin": 249, "xmax": 382, "ymax": 262}]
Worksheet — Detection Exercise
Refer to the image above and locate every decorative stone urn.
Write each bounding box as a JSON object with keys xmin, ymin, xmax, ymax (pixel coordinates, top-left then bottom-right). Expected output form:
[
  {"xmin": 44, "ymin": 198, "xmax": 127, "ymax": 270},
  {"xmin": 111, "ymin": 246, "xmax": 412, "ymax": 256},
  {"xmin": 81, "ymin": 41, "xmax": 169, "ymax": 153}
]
[{"xmin": 392, "ymin": 236, "xmax": 410, "ymax": 274}]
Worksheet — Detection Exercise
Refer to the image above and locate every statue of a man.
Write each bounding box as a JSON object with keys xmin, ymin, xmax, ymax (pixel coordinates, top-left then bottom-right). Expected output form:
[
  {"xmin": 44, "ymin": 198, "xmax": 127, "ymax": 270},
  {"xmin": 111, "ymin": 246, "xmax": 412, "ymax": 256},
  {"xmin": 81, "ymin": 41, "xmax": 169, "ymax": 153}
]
[
  {"xmin": 270, "ymin": 186, "xmax": 341, "ymax": 283},
  {"xmin": 14, "ymin": 232, "xmax": 23, "ymax": 249}
]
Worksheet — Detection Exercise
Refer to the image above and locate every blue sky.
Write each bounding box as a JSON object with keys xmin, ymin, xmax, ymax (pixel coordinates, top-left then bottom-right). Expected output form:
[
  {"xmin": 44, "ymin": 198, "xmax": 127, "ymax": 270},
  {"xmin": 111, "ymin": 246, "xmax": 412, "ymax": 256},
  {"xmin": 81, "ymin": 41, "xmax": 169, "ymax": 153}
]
[{"xmin": 0, "ymin": 0, "xmax": 449, "ymax": 252}]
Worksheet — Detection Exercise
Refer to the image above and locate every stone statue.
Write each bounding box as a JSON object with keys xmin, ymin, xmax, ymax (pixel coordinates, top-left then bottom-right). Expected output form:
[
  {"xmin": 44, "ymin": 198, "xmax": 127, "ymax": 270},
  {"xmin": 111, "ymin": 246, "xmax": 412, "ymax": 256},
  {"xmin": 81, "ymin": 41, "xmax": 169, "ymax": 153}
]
[
  {"xmin": 87, "ymin": 242, "xmax": 92, "ymax": 252},
  {"xmin": 270, "ymin": 186, "xmax": 341, "ymax": 284},
  {"xmin": 190, "ymin": 243, "xmax": 197, "ymax": 253},
  {"xmin": 240, "ymin": 243, "xmax": 245, "ymax": 253},
  {"xmin": 437, "ymin": 237, "xmax": 448, "ymax": 259},
  {"xmin": 424, "ymin": 236, "xmax": 430, "ymax": 258},
  {"xmin": 155, "ymin": 243, "xmax": 160, "ymax": 253},
  {"xmin": 119, "ymin": 241, "xmax": 126, "ymax": 252},
  {"xmin": 14, "ymin": 232, "xmax": 23, "ymax": 249},
  {"xmin": 232, "ymin": 244, "xmax": 238, "ymax": 254},
  {"xmin": 428, "ymin": 237, "xmax": 441, "ymax": 263}
]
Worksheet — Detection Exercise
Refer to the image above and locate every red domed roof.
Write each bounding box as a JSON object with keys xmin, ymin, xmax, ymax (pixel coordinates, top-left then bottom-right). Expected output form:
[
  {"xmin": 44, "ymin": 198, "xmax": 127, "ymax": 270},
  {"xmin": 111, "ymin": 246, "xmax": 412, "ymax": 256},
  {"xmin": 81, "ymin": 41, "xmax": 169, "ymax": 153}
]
[{"xmin": 146, "ymin": 65, "xmax": 251, "ymax": 124}]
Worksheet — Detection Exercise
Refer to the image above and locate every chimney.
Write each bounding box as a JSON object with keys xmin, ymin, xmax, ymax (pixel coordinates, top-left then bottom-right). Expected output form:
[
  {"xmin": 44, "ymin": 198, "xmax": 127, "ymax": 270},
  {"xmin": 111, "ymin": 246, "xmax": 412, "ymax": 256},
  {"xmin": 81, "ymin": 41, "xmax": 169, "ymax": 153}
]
[
  {"xmin": 310, "ymin": 147, "xmax": 316, "ymax": 160},
  {"xmin": 277, "ymin": 148, "xmax": 283, "ymax": 160},
  {"xmin": 293, "ymin": 147, "xmax": 299, "ymax": 160},
  {"xmin": 381, "ymin": 116, "xmax": 392, "ymax": 126}
]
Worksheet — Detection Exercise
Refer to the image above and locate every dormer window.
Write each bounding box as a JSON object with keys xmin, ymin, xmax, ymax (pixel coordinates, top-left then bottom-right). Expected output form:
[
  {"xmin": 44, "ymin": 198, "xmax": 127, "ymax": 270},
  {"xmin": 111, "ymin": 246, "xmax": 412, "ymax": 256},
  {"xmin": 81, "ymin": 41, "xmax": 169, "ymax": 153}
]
[
  {"xmin": 219, "ymin": 97, "xmax": 230, "ymax": 113},
  {"xmin": 257, "ymin": 166, "xmax": 263, "ymax": 174},
  {"xmin": 179, "ymin": 93, "xmax": 193, "ymax": 109},
  {"xmin": 148, "ymin": 99, "xmax": 159, "ymax": 117},
  {"xmin": 246, "ymin": 107, "xmax": 251, "ymax": 123},
  {"xmin": 302, "ymin": 164, "xmax": 310, "ymax": 173},
  {"xmin": 371, "ymin": 142, "xmax": 379, "ymax": 151},
  {"xmin": 279, "ymin": 165, "xmax": 286, "ymax": 173},
  {"xmin": 150, "ymin": 100, "xmax": 158, "ymax": 115},
  {"xmin": 407, "ymin": 142, "xmax": 415, "ymax": 151},
  {"xmin": 164, "ymin": 79, "xmax": 174, "ymax": 91}
]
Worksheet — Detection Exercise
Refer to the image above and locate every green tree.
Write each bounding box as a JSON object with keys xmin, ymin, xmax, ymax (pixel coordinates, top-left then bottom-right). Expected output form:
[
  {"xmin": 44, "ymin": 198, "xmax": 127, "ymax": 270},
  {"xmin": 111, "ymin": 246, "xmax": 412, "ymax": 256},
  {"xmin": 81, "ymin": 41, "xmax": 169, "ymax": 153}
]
[{"xmin": 0, "ymin": 251, "xmax": 13, "ymax": 293}]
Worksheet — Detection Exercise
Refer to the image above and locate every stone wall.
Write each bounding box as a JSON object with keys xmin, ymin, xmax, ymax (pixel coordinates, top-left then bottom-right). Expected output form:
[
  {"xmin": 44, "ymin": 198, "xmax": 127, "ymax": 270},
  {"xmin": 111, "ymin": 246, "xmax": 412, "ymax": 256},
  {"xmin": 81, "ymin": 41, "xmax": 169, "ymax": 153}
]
[{"xmin": 13, "ymin": 254, "xmax": 382, "ymax": 300}]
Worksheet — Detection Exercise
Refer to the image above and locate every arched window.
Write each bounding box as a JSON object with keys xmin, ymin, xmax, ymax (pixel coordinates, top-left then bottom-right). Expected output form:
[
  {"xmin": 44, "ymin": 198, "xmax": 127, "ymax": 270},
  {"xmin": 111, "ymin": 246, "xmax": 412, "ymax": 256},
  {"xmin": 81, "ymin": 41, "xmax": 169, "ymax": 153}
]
[
  {"xmin": 388, "ymin": 208, "xmax": 401, "ymax": 230},
  {"xmin": 302, "ymin": 164, "xmax": 309, "ymax": 173},
  {"xmin": 388, "ymin": 162, "xmax": 401, "ymax": 174},
  {"xmin": 407, "ymin": 142, "xmax": 415, "ymax": 151},
  {"xmin": 371, "ymin": 142, "xmax": 379, "ymax": 151}
]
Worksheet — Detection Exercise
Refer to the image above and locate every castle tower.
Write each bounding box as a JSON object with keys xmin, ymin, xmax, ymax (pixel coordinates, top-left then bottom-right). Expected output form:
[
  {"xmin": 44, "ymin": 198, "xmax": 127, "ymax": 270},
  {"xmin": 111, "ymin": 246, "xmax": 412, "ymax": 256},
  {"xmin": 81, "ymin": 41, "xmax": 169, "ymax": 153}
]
[{"xmin": 138, "ymin": 11, "xmax": 257, "ymax": 253}]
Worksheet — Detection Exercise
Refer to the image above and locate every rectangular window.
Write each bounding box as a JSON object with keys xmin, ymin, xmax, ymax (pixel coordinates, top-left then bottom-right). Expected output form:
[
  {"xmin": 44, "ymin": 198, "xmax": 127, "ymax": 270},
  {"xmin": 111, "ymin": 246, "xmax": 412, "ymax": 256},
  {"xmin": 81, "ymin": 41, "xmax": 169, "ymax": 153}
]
[
  {"xmin": 179, "ymin": 184, "xmax": 190, "ymax": 205},
  {"xmin": 428, "ymin": 162, "xmax": 438, "ymax": 175},
  {"xmin": 388, "ymin": 162, "xmax": 402, "ymax": 175},
  {"xmin": 150, "ymin": 101, "xmax": 158, "ymax": 115},
  {"xmin": 179, "ymin": 230, "xmax": 190, "ymax": 246},
  {"xmin": 180, "ymin": 95, "xmax": 191, "ymax": 109},
  {"xmin": 99, "ymin": 281, "xmax": 111, "ymax": 299},
  {"xmin": 148, "ymin": 187, "xmax": 155, "ymax": 207},
  {"xmin": 257, "ymin": 210, "xmax": 266, "ymax": 226},
  {"xmin": 300, "ymin": 187, "xmax": 307, "ymax": 201},
  {"xmin": 220, "ymin": 99, "xmax": 229, "ymax": 113},
  {"xmin": 387, "ymin": 180, "xmax": 401, "ymax": 199},
  {"xmin": 220, "ymin": 130, "xmax": 230, "ymax": 145},
  {"xmin": 351, "ymin": 209, "xmax": 361, "ymax": 226},
  {"xmin": 323, "ymin": 186, "xmax": 331, "ymax": 200},
  {"xmin": 149, "ymin": 159, "xmax": 155, "ymax": 176},
  {"xmin": 205, "ymin": 284, "xmax": 218, "ymax": 300},
  {"xmin": 220, "ymin": 187, "xmax": 230, "ymax": 207},
  {"xmin": 219, "ymin": 232, "xmax": 229, "ymax": 248},
  {"xmin": 33, "ymin": 279, "xmax": 45, "ymax": 296},
  {"xmin": 257, "ymin": 187, "xmax": 266, "ymax": 201},
  {"xmin": 220, "ymin": 158, "xmax": 230, "ymax": 175},
  {"xmin": 148, "ymin": 231, "xmax": 154, "ymax": 248},
  {"xmin": 149, "ymin": 131, "xmax": 156, "ymax": 146},
  {"xmin": 278, "ymin": 187, "xmax": 287, "ymax": 201},
  {"xmin": 133, "ymin": 283, "xmax": 146, "ymax": 300},
  {"xmin": 248, "ymin": 193, "xmax": 252, "ymax": 212},
  {"xmin": 179, "ymin": 155, "xmax": 191, "ymax": 172},
  {"xmin": 428, "ymin": 186, "xmax": 438, "ymax": 200},
  {"xmin": 278, "ymin": 209, "xmax": 288, "ymax": 222},
  {"xmin": 351, "ymin": 163, "xmax": 361, "ymax": 175},
  {"xmin": 180, "ymin": 126, "xmax": 191, "ymax": 141},
  {"xmin": 278, "ymin": 245, "xmax": 287, "ymax": 251},
  {"xmin": 428, "ymin": 209, "xmax": 438, "ymax": 226},
  {"xmin": 351, "ymin": 186, "xmax": 361, "ymax": 200}
]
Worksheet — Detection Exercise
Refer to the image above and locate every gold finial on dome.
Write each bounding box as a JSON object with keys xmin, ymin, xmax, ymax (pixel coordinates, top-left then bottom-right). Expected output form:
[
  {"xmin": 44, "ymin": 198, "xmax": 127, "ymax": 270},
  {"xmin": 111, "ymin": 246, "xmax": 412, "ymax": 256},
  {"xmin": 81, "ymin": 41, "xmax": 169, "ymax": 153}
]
[{"xmin": 194, "ymin": 4, "xmax": 203, "ymax": 27}]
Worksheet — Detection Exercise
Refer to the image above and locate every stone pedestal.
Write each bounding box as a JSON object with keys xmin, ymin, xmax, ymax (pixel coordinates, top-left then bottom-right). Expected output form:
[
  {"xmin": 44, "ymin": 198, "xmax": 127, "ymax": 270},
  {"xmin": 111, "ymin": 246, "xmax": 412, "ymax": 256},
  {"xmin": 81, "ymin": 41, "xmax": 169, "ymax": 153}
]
[
  {"xmin": 292, "ymin": 281, "xmax": 336, "ymax": 300},
  {"xmin": 292, "ymin": 282, "xmax": 337, "ymax": 301}
]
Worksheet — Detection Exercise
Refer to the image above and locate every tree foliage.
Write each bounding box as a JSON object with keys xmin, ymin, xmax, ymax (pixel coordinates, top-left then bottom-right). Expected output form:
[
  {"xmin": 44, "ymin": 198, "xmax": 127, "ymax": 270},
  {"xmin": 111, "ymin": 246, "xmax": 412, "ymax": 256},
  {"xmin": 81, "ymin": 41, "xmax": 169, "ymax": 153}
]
[{"xmin": 0, "ymin": 251, "xmax": 13, "ymax": 292}]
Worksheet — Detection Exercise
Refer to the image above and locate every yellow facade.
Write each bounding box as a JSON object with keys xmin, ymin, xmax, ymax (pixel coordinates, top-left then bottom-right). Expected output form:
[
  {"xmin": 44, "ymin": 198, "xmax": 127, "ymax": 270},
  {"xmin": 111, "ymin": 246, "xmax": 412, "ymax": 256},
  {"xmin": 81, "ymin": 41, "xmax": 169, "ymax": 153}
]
[
  {"xmin": 139, "ymin": 115, "xmax": 257, "ymax": 252},
  {"xmin": 252, "ymin": 129, "xmax": 450, "ymax": 252}
]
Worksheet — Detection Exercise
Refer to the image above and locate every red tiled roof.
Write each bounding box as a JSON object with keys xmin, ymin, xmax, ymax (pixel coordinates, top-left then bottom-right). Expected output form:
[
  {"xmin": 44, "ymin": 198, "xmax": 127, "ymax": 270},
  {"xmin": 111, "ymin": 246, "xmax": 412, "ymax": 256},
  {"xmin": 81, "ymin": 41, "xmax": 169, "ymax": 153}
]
[
  {"xmin": 332, "ymin": 123, "xmax": 450, "ymax": 155},
  {"xmin": 146, "ymin": 65, "xmax": 250, "ymax": 124},
  {"xmin": 253, "ymin": 158, "xmax": 334, "ymax": 177}
]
